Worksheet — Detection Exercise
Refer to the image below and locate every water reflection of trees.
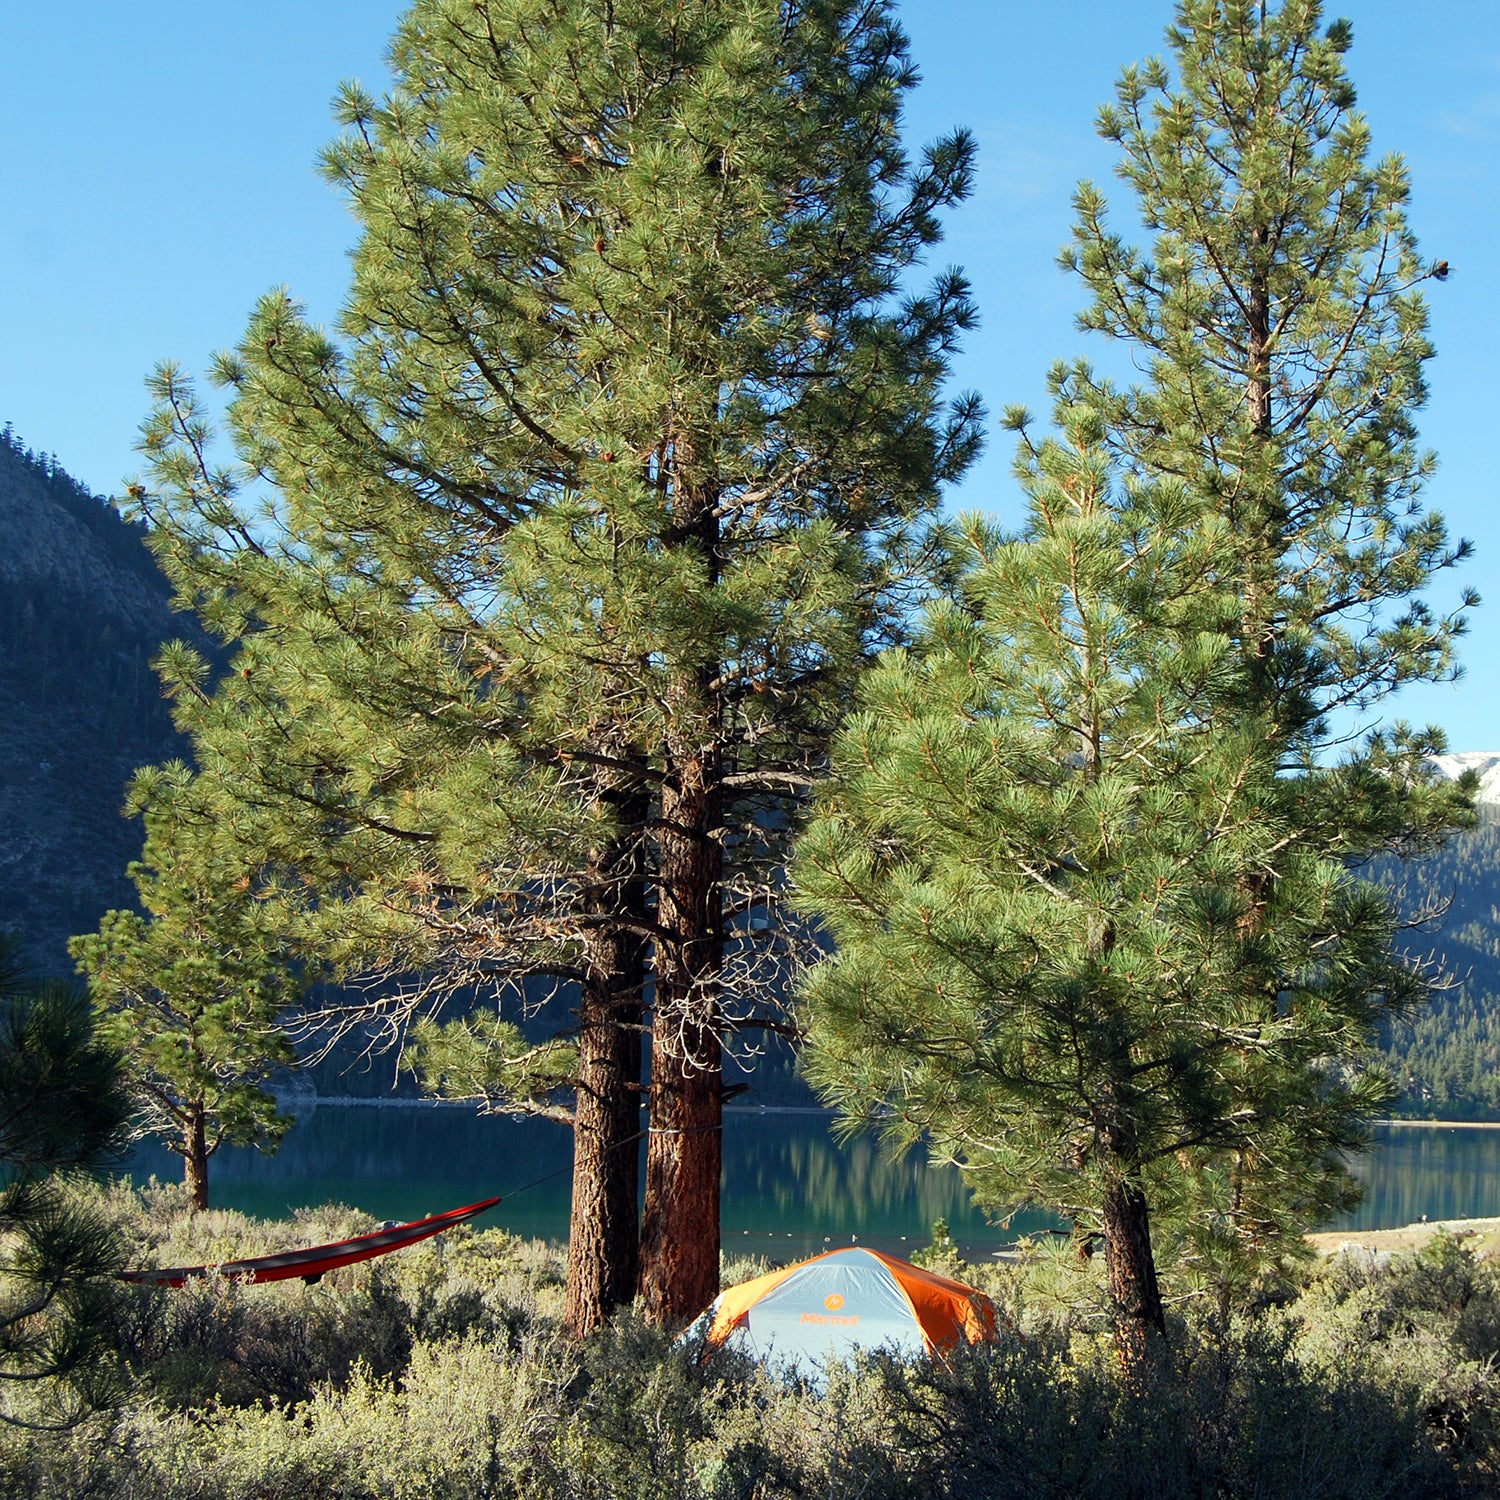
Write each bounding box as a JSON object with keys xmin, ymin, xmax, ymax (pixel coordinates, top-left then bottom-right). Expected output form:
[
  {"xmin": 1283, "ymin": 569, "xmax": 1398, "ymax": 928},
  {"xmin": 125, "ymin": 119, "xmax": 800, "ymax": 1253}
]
[
  {"xmin": 124, "ymin": 1113, "xmax": 1500, "ymax": 1248},
  {"xmin": 724, "ymin": 1120, "xmax": 978, "ymax": 1234},
  {"xmin": 1340, "ymin": 1128, "xmax": 1500, "ymax": 1229},
  {"xmin": 124, "ymin": 1108, "xmax": 1020, "ymax": 1246}
]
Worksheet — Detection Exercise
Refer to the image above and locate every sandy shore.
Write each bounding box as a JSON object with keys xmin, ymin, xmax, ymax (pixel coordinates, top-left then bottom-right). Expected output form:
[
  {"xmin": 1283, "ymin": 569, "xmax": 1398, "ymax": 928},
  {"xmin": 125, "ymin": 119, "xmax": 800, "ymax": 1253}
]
[{"xmin": 1306, "ymin": 1217, "xmax": 1500, "ymax": 1256}]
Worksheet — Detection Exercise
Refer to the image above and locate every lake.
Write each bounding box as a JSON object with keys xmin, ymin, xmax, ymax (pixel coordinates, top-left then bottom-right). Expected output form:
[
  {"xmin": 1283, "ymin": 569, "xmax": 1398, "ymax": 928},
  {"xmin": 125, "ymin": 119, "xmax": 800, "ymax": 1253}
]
[{"xmin": 123, "ymin": 1107, "xmax": 1500, "ymax": 1261}]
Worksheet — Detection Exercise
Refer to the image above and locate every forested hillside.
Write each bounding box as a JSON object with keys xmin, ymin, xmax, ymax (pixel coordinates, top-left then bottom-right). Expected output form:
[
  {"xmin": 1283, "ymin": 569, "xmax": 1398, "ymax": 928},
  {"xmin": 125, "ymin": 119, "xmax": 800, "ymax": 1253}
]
[
  {"xmin": 1372, "ymin": 806, "xmax": 1500, "ymax": 1117},
  {"xmin": 0, "ymin": 428, "xmax": 193, "ymax": 972}
]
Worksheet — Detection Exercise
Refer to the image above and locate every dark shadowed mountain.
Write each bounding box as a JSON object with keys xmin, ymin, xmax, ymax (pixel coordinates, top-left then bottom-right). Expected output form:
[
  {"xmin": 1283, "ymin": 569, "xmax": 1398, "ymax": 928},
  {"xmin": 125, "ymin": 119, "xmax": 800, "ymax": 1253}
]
[{"xmin": 0, "ymin": 426, "xmax": 193, "ymax": 974}]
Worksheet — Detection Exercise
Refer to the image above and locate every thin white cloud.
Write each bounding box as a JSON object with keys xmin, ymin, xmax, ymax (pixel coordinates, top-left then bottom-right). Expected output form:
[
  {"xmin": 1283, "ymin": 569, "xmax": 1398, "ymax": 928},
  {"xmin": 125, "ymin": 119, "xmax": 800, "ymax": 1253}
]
[{"xmin": 1435, "ymin": 90, "xmax": 1500, "ymax": 140}]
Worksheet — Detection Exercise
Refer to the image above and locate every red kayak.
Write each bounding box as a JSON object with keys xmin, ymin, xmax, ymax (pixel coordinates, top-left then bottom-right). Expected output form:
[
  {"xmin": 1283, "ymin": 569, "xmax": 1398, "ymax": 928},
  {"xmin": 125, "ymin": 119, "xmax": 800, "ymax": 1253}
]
[{"xmin": 119, "ymin": 1196, "xmax": 502, "ymax": 1287}]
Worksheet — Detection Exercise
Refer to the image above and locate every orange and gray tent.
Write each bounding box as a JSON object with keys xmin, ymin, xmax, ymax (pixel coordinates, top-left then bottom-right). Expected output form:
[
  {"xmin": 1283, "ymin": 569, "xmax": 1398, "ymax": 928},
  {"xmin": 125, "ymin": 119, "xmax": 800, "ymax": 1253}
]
[{"xmin": 693, "ymin": 1246, "xmax": 998, "ymax": 1372}]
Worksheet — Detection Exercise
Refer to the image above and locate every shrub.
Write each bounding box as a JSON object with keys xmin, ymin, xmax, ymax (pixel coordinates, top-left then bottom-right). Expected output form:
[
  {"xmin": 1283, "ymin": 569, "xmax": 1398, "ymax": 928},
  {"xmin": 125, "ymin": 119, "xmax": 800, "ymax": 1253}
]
[{"xmin": 1, "ymin": 1190, "xmax": 1494, "ymax": 1499}]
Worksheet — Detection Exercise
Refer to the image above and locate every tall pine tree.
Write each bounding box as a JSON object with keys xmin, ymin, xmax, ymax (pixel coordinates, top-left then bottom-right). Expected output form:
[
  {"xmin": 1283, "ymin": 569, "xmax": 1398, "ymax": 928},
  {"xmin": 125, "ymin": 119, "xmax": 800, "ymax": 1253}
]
[
  {"xmin": 796, "ymin": 0, "xmax": 1474, "ymax": 1363},
  {"xmin": 133, "ymin": 0, "xmax": 978, "ymax": 1328},
  {"xmin": 796, "ymin": 415, "xmax": 1460, "ymax": 1367},
  {"xmin": 1061, "ymin": 0, "xmax": 1476, "ymax": 1292}
]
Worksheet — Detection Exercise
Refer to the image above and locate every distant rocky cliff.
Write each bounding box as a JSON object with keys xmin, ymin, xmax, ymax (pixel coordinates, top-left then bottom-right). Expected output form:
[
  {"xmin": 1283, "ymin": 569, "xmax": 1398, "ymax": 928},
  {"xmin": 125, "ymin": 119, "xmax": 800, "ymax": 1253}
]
[{"xmin": 0, "ymin": 427, "xmax": 194, "ymax": 973}]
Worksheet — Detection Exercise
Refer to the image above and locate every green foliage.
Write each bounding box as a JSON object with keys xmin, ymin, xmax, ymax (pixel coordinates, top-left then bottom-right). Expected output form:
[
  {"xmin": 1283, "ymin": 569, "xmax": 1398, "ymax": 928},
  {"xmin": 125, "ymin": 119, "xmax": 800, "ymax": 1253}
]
[
  {"xmin": 1062, "ymin": 0, "xmax": 1472, "ymax": 732},
  {"xmin": 555, "ymin": 1316, "xmax": 721, "ymax": 1500},
  {"xmin": 1386, "ymin": 988, "xmax": 1500, "ymax": 1119},
  {"xmin": 909, "ymin": 1216, "xmax": 967, "ymax": 1278},
  {"xmin": 795, "ymin": 412, "xmax": 1421, "ymax": 1319},
  {"xmin": 73, "ymin": 1181, "xmax": 568, "ymax": 1412},
  {"xmin": 0, "ymin": 939, "xmax": 133, "ymax": 1426},
  {"xmin": 127, "ymin": 0, "xmax": 981, "ymax": 1019},
  {"xmin": 126, "ymin": 0, "xmax": 982, "ymax": 1319},
  {"xmin": 1056, "ymin": 0, "xmax": 1475, "ymax": 882},
  {"xmin": 404, "ymin": 1012, "xmax": 580, "ymax": 1119},
  {"xmin": 1, "ymin": 1192, "xmax": 1494, "ymax": 1497},
  {"xmin": 1366, "ymin": 806, "xmax": 1500, "ymax": 1118},
  {"xmin": 70, "ymin": 812, "xmax": 298, "ymax": 1208},
  {"xmin": 795, "ymin": 0, "xmax": 1475, "ymax": 1347}
]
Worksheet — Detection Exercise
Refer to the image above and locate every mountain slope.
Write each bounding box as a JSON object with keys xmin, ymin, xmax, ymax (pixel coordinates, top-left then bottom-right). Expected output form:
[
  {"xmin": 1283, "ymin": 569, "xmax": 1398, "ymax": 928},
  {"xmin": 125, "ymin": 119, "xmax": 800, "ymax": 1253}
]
[
  {"xmin": 0, "ymin": 427, "xmax": 192, "ymax": 972},
  {"xmin": 1370, "ymin": 789, "xmax": 1500, "ymax": 1118},
  {"xmin": 1428, "ymin": 753, "xmax": 1500, "ymax": 806}
]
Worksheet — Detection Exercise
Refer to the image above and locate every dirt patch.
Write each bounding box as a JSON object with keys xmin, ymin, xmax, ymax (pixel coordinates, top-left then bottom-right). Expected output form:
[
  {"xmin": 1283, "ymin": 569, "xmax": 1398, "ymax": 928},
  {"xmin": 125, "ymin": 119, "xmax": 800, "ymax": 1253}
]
[{"xmin": 1306, "ymin": 1217, "xmax": 1500, "ymax": 1257}]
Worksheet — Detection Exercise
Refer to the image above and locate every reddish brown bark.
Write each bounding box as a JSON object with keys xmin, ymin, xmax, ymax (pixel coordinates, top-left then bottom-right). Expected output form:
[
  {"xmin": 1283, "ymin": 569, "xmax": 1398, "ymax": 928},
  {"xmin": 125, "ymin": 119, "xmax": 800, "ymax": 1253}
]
[
  {"xmin": 564, "ymin": 786, "xmax": 648, "ymax": 1338},
  {"xmin": 1103, "ymin": 1173, "xmax": 1166, "ymax": 1376},
  {"xmin": 635, "ymin": 440, "xmax": 728, "ymax": 1327},
  {"xmin": 564, "ymin": 967, "xmax": 643, "ymax": 1335},
  {"xmin": 638, "ymin": 741, "xmax": 724, "ymax": 1325}
]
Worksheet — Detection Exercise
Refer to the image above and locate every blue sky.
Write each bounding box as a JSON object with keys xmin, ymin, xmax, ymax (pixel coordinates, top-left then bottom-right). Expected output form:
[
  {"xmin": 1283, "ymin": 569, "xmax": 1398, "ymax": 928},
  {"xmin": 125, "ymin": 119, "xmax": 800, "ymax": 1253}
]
[{"xmin": 3, "ymin": 1, "xmax": 1497, "ymax": 746}]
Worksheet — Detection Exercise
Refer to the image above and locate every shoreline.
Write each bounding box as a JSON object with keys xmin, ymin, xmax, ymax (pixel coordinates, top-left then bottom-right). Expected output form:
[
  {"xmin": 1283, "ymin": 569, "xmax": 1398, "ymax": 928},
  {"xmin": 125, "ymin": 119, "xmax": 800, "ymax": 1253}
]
[
  {"xmin": 1307, "ymin": 1216, "xmax": 1500, "ymax": 1256},
  {"xmin": 294, "ymin": 1097, "xmax": 1500, "ymax": 1129},
  {"xmin": 285, "ymin": 1095, "xmax": 836, "ymax": 1115}
]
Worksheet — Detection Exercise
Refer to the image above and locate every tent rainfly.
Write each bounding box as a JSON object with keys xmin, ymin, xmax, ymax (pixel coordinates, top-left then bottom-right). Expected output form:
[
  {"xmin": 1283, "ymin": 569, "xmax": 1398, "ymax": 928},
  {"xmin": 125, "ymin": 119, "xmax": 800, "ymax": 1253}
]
[{"xmin": 689, "ymin": 1246, "xmax": 998, "ymax": 1374}]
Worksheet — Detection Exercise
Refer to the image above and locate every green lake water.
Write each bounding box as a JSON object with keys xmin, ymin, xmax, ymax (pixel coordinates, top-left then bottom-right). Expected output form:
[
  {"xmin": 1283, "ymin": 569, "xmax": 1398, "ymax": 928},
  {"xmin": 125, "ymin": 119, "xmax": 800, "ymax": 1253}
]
[{"xmin": 123, "ymin": 1108, "xmax": 1500, "ymax": 1262}]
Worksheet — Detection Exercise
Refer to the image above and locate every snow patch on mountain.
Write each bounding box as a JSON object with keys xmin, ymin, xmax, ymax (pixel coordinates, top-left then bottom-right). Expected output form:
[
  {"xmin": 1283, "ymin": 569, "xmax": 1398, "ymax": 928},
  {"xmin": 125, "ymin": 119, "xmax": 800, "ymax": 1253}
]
[{"xmin": 1428, "ymin": 752, "xmax": 1500, "ymax": 804}]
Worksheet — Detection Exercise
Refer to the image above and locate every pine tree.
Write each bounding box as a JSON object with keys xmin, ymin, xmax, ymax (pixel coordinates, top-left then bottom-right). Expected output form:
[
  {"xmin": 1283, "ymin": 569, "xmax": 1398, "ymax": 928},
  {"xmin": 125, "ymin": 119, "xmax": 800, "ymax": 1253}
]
[
  {"xmin": 795, "ymin": 416, "xmax": 1428, "ymax": 1364},
  {"xmin": 796, "ymin": 0, "xmax": 1475, "ymax": 1364},
  {"xmin": 1060, "ymin": 0, "xmax": 1477, "ymax": 1292},
  {"xmin": 121, "ymin": 523, "xmax": 639, "ymax": 1326},
  {"xmin": 0, "ymin": 937, "xmax": 132, "ymax": 1424},
  {"xmin": 70, "ymin": 804, "xmax": 298, "ymax": 1211},
  {"xmin": 133, "ymin": 0, "xmax": 978, "ymax": 1328}
]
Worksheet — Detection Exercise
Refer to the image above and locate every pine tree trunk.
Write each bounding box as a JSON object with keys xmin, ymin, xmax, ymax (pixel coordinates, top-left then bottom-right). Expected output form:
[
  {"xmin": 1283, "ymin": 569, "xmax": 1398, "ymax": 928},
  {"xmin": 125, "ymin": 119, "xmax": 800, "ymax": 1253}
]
[
  {"xmin": 183, "ymin": 1106, "xmax": 210, "ymax": 1212},
  {"xmin": 637, "ymin": 446, "xmax": 726, "ymax": 1327},
  {"xmin": 565, "ymin": 971, "xmax": 643, "ymax": 1334},
  {"xmin": 1102, "ymin": 1173, "xmax": 1165, "ymax": 1374},
  {"xmin": 638, "ymin": 740, "xmax": 723, "ymax": 1326},
  {"xmin": 564, "ymin": 783, "xmax": 648, "ymax": 1338},
  {"xmin": 1242, "ymin": 250, "xmax": 1283, "ymax": 691}
]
